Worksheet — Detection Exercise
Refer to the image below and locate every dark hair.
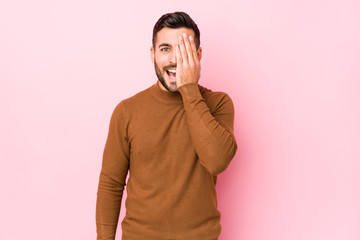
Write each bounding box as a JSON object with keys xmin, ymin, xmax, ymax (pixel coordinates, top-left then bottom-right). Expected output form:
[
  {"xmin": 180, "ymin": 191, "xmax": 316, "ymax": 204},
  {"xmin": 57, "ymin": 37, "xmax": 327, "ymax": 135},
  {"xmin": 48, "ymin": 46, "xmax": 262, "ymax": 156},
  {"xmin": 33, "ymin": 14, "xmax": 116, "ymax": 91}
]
[{"xmin": 152, "ymin": 12, "xmax": 200, "ymax": 50}]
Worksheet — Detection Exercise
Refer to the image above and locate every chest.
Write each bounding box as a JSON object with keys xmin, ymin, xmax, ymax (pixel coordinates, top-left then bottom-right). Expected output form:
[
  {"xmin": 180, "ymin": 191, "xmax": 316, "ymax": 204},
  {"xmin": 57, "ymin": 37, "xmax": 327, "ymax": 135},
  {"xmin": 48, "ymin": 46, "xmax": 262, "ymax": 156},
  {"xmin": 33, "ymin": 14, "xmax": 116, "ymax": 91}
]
[{"xmin": 127, "ymin": 104, "xmax": 193, "ymax": 162}]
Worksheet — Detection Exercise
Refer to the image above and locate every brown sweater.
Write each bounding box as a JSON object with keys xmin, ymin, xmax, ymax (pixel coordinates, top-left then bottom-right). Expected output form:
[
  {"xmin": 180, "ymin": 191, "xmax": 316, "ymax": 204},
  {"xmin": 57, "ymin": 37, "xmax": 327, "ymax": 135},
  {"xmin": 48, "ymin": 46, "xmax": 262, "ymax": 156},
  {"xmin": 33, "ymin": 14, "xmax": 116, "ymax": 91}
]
[{"xmin": 96, "ymin": 82, "xmax": 237, "ymax": 240}]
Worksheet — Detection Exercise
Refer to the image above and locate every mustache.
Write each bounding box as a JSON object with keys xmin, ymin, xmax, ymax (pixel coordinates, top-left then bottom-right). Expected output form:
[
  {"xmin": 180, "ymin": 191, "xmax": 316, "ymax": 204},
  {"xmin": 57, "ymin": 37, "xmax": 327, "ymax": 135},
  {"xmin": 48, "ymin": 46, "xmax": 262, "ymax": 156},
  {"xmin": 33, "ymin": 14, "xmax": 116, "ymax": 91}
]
[{"xmin": 164, "ymin": 64, "xmax": 177, "ymax": 70}]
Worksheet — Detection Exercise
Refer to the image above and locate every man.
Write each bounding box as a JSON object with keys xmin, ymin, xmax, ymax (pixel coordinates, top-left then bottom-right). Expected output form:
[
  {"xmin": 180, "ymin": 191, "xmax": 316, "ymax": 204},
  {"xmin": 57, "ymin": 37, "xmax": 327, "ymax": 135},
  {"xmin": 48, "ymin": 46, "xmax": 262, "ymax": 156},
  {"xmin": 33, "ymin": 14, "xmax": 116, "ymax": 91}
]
[{"xmin": 96, "ymin": 12, "xmax": 237, "ymax": 240}]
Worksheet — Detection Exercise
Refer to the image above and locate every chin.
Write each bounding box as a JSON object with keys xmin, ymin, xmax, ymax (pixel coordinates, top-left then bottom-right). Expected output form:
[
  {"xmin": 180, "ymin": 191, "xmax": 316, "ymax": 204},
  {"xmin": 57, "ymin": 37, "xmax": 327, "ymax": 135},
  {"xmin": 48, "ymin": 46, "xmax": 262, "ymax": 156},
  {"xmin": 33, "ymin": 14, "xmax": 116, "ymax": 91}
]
[{"xmin": 159, "ymin": 78, "xmax": 178, "ymax": 93}]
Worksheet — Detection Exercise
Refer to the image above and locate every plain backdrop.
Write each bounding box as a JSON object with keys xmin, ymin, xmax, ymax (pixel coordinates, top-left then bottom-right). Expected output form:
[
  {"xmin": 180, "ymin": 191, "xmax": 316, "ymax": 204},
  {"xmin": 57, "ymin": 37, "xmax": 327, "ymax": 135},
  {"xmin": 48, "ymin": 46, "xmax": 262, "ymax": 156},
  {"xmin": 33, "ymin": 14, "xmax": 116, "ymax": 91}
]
[{"xmin": 1, "ymin": 0, "xmax": 359, "ymax": 239}]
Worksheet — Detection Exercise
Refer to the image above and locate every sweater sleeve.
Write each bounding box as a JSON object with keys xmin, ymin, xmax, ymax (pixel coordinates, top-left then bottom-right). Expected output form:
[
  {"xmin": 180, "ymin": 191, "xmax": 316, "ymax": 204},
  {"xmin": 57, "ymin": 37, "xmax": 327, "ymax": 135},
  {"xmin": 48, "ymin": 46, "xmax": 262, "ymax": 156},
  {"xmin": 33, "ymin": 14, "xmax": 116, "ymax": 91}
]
[
  {"xmin": 178, "ymin": 83, "xmax": 237, "ymax": 175},
  {"xmin": 96, "ymin": 102, "xmax": 130, "ymax": 240}
]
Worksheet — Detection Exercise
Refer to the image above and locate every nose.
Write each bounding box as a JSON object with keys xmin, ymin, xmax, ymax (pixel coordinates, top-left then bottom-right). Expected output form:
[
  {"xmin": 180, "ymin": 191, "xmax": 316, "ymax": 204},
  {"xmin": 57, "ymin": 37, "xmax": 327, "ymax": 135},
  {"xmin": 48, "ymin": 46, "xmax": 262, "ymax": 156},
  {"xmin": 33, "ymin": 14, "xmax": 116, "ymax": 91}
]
[{"xmin": 170, "ymin": 50, "xmax": 177, "ymax": 64}]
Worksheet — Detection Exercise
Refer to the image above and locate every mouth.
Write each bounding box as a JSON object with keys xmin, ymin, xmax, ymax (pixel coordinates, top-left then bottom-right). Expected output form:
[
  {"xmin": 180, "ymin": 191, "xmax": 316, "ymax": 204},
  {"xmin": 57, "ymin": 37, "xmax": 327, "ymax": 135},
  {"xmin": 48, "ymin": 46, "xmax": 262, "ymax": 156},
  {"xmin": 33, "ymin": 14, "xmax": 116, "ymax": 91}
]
[{"xmin": 166, "ymin": 69, "xmax": 176, "ymax": 79}]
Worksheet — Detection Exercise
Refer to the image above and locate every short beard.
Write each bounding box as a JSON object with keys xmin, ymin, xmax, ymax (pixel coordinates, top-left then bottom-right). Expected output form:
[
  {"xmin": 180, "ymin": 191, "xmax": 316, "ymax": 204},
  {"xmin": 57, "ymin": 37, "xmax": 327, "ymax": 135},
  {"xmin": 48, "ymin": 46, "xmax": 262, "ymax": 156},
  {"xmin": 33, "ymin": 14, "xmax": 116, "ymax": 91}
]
[{"xmin": 154, "ymin": 60, "xmax": 178, "ymax": 93}]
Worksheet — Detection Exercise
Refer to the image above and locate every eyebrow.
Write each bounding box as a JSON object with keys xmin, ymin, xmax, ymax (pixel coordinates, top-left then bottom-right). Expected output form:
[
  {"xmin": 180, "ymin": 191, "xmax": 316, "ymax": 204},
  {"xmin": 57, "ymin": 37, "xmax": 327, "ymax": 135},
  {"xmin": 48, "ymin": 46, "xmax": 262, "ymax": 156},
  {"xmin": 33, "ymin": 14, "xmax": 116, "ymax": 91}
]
[{"xmin": 158, "ymin": 43, "xmax": 172, "ymax": 48}]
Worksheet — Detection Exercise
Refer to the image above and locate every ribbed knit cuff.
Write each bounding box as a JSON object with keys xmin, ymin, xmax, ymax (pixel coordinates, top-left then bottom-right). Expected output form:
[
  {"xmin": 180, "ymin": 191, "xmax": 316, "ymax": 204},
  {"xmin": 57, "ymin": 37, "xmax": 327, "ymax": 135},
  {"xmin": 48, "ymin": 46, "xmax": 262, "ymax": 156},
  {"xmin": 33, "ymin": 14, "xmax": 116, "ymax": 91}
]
[{"xmin": 178, "ymin": 83, "xmax": 203, "ymax": 102}]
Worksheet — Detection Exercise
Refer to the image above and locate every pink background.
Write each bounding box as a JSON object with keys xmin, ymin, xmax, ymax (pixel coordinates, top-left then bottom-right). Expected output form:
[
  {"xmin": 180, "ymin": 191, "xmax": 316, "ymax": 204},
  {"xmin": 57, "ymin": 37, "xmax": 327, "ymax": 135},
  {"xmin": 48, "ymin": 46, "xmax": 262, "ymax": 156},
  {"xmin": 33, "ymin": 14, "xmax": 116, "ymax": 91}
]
[{"xmin": 1, "ymin": 0, "xmax": 360, "ymax": 239}]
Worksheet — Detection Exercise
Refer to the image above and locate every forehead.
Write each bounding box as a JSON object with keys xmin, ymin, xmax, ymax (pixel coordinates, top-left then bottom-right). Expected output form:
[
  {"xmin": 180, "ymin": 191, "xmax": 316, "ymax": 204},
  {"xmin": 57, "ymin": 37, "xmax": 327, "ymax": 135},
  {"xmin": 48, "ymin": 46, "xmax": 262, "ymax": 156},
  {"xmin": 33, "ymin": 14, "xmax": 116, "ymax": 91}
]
[{"xmin": 155, "ymin": 27, "xmax": 195, "ymax": 48}]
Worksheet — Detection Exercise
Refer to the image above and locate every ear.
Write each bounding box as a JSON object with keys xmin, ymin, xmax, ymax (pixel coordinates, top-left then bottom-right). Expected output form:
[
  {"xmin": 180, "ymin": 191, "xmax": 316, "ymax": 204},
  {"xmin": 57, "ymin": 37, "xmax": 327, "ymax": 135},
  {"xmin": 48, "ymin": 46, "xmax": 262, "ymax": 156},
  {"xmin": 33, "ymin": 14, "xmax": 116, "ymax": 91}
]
[
  {"xmin": 150, "ymin": 46, "xmax": 155, "ymax": 63},
  {"xmin": 197, "ymin": 47, "xmax": 202, "ymax": 61}
]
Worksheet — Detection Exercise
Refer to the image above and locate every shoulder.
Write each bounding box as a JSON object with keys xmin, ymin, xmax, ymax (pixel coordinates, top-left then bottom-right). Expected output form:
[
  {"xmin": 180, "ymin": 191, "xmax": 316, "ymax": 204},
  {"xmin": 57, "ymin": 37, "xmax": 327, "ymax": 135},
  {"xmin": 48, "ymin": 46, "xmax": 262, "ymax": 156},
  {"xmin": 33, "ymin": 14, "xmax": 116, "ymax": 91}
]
[
  {"xmin": 111, "ymin": 85, "xmax": 153, "ymax": 117},
  {"xmin": 123, "ymin": 85, "xmax": 153, "ymax": 106},
  {"xmin": 199, "ymin": 85, "xmax": 234, "ymax": 112},
  {"xmin": 199, "ymin": 85, "xmax": 231, "ymax": 100},
  {"xmin": 117, "ymin": 85, "xmax": 153, "ymax": 107}
]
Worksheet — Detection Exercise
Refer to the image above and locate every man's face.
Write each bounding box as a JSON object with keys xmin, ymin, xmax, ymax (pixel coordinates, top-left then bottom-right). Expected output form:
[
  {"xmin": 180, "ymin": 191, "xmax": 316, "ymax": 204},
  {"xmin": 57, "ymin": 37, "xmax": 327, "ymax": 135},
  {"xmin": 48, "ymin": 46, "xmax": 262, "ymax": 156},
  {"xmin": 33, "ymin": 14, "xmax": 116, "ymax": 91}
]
[{"xmin": 151, "ymin": 27, "xmax": 201, "ymax": 92}]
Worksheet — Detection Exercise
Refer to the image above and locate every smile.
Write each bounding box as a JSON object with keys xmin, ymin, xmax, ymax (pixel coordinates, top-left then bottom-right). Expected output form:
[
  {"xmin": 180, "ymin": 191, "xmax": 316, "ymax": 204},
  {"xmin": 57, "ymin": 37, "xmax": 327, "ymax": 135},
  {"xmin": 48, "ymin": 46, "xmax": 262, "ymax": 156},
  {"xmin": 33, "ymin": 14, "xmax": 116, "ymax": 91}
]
[{"xmin": 166, "ymin": 69, "xmax": 176, "ymax": 78}]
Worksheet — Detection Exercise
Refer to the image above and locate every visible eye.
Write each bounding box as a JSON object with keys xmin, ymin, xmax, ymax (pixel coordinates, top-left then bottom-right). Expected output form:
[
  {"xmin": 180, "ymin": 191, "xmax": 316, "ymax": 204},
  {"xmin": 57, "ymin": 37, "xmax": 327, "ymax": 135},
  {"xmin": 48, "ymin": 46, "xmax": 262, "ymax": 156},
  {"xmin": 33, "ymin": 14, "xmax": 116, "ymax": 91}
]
[{"xmin": 160, "ymin": 47, "xmax": 170, "ymax": 52}]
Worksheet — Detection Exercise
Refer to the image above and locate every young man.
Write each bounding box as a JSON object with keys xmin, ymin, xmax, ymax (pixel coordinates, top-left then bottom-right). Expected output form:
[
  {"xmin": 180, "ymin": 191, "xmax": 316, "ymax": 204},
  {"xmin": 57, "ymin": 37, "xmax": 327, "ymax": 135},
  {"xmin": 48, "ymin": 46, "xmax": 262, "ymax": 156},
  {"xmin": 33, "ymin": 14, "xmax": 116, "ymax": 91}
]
[{"xmin": 96, "ymin": 12, "xmax": 237, "ymax": 240}]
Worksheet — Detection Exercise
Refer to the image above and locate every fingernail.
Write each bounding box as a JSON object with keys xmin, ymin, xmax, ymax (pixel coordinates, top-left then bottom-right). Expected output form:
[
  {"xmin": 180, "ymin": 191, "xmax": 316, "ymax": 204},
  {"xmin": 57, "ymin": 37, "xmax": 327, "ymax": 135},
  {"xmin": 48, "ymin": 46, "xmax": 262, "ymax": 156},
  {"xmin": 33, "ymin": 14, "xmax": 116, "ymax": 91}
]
[
  {"xmin": 183, "ymin": 33, "xmax": 187, "ymax": 37},
  {"xmin": 189, "ymin": 36, "xmax": 193, "ymax": 41}
]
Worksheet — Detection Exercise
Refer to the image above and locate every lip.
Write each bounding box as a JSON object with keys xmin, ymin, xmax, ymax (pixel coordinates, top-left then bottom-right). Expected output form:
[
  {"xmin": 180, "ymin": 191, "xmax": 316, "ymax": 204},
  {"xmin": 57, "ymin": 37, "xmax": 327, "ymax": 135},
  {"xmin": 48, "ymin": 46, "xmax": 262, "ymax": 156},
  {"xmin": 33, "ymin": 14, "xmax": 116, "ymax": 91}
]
[
  {"xmin": 165, "ymin": 69, "xmax": 176, "ymax": 81},
  {"xmin": 166, "ymin": 73, "xmax": 176, "ymax": 81}
]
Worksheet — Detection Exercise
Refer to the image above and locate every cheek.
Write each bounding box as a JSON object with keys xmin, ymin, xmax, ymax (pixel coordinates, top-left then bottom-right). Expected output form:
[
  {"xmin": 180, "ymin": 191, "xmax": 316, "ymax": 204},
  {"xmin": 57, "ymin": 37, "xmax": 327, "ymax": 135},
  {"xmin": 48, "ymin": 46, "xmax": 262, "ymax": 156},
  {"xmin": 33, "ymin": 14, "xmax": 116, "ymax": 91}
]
[{"xmin": 155, "ymin": 54, "xmax": 169, "ymax": 66}]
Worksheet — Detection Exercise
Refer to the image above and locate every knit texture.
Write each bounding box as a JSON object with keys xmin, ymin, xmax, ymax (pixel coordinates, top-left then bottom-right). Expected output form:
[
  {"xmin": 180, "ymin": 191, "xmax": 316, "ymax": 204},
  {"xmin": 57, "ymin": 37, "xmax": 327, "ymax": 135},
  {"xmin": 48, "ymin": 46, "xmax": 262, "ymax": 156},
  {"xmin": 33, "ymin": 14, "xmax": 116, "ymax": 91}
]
[{"xmin": 96, "ymin": 82, "xmax": 237, "ymax": 240}]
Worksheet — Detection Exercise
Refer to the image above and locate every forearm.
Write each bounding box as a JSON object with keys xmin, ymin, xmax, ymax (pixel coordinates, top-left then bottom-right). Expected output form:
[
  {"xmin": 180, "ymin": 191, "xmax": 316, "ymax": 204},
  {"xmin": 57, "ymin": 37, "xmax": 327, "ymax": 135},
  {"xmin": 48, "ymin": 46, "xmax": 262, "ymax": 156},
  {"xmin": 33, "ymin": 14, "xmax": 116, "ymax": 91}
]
[
  {"xmin": 179, "ymin": 83, "xmax": 237, "ymax": 175},
  {"xmin": 96, "ymin": 171, "xmax": 125, "ymax": 240}
]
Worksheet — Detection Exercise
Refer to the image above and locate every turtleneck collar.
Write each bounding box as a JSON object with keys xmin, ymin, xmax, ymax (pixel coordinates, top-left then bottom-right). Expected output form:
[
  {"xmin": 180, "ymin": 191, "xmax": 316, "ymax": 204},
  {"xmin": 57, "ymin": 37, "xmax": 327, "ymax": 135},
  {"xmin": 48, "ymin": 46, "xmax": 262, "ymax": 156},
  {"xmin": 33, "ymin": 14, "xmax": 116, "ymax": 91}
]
[{"xmin": 150, "ymin": 81, "xmax": 183, "ymax": 104}]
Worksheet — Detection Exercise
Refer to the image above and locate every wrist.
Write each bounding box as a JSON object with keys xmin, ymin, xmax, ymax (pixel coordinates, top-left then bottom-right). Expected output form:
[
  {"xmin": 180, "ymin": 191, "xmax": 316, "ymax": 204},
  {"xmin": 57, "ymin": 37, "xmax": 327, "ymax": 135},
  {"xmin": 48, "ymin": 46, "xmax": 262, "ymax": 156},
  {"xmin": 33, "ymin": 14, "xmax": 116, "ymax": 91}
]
[{"xmin": 177, "ymin": 83, "xmax": 202, "ymax": 101}]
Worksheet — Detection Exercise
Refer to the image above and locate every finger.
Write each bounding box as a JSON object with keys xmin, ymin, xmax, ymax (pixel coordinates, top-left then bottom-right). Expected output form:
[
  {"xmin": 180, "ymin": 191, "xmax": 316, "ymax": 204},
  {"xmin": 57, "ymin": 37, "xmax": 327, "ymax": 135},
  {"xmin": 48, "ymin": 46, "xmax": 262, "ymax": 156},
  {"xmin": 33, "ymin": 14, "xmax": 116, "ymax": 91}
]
[
  {"xmin": 178, "ymin": 35, "xmax": 188, "ymax": 65},
  {"xmin": 183, "ymin": 33, "xmax": 195, "ymax": 65},
  {"xmin": 175, "ymin": 44, "xmax": 182, "ymax": 67},
  {"xmin": 189, "ymin": 35, "xmax": 199, "ymax": 65}
]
